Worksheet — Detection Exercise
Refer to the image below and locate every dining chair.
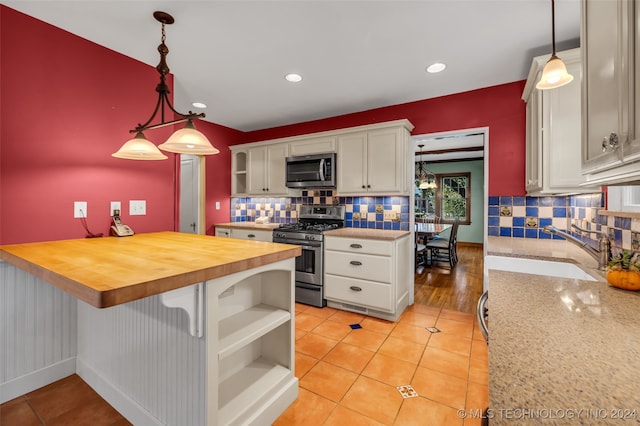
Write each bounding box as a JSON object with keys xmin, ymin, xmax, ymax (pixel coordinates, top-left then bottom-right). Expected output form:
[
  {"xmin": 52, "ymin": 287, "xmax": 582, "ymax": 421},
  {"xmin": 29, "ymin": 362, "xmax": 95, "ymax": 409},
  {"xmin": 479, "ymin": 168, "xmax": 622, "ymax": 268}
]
[
  {"xmin": 415, "ymin": 223, "xmax": 428, "ymax": 274},
  {"xmin": 425, "ymin": 218, "xmax": 459, "ymax": 268}
]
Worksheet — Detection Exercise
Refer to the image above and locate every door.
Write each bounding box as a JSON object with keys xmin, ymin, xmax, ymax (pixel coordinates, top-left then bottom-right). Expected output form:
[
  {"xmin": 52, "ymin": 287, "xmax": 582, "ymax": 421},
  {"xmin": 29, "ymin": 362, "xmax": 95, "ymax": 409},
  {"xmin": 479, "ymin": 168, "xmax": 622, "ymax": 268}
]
[{"xmin": 180, "ymin": 154, "xmax": 201, "ymax": 234}]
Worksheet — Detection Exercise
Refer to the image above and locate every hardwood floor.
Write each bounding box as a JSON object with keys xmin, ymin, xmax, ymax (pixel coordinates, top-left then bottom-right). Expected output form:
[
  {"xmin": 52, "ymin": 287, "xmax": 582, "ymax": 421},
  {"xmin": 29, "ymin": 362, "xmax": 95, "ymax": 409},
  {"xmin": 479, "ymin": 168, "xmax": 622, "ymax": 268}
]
[{"xmin": 414, "ymin": 243, "xmax": 484, "ymax": 314}]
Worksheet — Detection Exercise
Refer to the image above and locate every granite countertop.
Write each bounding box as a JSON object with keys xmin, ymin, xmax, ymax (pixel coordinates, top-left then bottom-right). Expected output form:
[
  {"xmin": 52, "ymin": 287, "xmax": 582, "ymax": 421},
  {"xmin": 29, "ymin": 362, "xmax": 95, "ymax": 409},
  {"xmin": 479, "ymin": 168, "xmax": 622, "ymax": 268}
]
[
  {"xmin": 487, "ymin": 237, "xmax": 640, "ymax": 425},
  {"xmin": 215, "ymin": 222, "xmax": 281, "ymax": 230},
  {"xmin": 0, "ymin": 232, "xmax": 300, "ymax": 308},
  {"xmin": 323, "ymin": 227, "xmax": 410, "ymax": 240}
]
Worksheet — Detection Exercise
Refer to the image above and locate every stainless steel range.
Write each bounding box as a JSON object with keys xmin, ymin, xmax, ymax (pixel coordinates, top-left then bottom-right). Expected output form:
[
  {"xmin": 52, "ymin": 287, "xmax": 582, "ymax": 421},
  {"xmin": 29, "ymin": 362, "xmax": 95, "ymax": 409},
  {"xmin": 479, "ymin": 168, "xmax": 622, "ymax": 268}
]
[{"xmin": 272, "ymin": 205, "xmax": 345, "ymax": 308}]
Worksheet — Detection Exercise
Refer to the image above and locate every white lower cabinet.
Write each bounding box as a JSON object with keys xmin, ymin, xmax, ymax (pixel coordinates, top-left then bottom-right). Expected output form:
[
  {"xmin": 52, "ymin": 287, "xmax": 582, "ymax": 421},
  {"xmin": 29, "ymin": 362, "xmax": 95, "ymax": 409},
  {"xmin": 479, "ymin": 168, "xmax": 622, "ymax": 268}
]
[
  {"xmin": 215, "ymin": 226, "xmax": 273, "ymax": 242},
  {"xmin": 324, "ymin": 235, "xmax": 411, "ymax": 321}
]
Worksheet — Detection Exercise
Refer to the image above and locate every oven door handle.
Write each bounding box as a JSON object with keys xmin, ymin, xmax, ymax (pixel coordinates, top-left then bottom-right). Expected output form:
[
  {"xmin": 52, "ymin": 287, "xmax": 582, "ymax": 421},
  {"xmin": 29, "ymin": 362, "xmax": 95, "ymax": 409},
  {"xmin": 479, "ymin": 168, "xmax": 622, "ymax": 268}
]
[{"xmin": 301, "ymin": 244, "xmax": 321, "ymax": 250}]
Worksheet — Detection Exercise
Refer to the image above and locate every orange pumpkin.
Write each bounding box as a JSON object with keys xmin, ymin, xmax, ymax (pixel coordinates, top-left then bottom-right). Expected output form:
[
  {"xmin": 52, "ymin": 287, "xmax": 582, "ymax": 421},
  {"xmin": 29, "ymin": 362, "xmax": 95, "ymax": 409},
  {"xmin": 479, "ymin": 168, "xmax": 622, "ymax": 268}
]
[{"xmin": 606, "ymin": 270, "xmax": 640, "ymax": 291}]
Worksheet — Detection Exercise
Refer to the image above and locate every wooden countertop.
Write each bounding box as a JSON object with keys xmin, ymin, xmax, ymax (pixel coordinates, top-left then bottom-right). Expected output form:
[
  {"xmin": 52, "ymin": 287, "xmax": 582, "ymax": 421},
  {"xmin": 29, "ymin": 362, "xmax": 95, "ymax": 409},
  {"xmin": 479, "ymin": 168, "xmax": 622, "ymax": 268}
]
[
  {"xmin": 323, "ymin": 227, "xmax": 410, "ymax": 240},
  {"xmin": 215, "ymin": 222, "xmax": 281, "ymax": 230},
  {"xmin": 0, "ymin": 232, "xmax": 300, "ymax": 309}
]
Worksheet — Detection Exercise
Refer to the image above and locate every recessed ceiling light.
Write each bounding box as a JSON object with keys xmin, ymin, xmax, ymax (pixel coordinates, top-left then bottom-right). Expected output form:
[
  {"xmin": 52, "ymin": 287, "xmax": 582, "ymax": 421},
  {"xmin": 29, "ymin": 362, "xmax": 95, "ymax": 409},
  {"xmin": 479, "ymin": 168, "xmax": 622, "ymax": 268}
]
[
  {"xmin": 426, "ymin": 63, "xmax": 446, "ymax": 73},
  {"xmin": 285, "ymin": 73, "xmax": 303, "ymax": 83},
  {"xmin": 192, "ymin": 102, "xmax": 207, "ymax": 109}
]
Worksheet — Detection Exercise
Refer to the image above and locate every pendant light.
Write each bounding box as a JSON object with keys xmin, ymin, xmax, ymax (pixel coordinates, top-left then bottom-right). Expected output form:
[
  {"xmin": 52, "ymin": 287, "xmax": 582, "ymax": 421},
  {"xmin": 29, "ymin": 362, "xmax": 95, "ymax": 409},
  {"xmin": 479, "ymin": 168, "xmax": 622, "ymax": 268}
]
[
  {"xmin": 113, "ymin": 11, "xmax": 219, "ymax": 160},
  {"xmin": 536, "ymin": 0, "xmax": 574, "ymax": 90},
  {"xmin": 416, "ymin": 144, "xmax": 437, "ymax": 189}
]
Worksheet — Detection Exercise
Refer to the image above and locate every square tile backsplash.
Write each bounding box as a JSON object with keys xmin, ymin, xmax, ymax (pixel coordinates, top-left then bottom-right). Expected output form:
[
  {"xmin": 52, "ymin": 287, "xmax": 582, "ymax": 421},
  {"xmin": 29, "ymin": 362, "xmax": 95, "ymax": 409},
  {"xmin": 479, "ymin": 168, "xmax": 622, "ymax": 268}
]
[
  {"xmin": 488, "ymin": 193, "xmax": 640, "ymax": 253},
  {"xmin": 231, "ymin": 190, "xmax": 410, "ymax": 231}
]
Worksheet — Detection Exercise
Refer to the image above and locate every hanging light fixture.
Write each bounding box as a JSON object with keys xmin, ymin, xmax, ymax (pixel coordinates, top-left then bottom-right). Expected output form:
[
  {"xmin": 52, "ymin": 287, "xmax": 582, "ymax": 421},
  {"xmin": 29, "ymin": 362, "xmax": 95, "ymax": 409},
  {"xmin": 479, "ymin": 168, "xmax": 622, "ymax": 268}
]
[
  {"xmin": 536, "ymin": 0, "xmax": 574, "ymax": 90},
  {"xmin": 415, "ymin": 144, "xmax": 437, "ymax": 189},
  {"xmin": 113, "ymin": 11, "xmax": 219, "ymax": 160}
]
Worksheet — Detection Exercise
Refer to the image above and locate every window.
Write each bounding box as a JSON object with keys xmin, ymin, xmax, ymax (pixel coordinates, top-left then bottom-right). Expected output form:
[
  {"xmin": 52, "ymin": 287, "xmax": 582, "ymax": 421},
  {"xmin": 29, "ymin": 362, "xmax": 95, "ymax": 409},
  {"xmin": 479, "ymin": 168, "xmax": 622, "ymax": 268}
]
[{"xmin": 415, "ymin": 172, "xmax": 471, "ymax": 224}]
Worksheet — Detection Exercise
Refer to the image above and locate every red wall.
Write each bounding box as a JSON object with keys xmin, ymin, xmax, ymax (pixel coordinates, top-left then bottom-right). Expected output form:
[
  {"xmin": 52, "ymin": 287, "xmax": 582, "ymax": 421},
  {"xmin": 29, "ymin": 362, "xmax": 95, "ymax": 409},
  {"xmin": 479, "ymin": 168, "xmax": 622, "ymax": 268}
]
[
  {"xmin": 1, "ymin": 5, "xmax": 526, "ymax": 245},
  {"xmin": 243, "ymin": 82, "xmax": 527, "ymax": 197},
  {"xmin": 0, "ymin": 6, "xmax": 242, "ymax": 244}
]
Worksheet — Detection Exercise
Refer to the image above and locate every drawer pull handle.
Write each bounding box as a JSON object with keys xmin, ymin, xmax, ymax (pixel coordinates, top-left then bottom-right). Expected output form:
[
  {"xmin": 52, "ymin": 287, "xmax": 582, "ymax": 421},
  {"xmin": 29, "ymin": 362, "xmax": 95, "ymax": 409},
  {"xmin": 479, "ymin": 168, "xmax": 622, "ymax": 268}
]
[
  {"xmin": 248, "ymin": 234, "xmax": 255, "ymax": 238},
  {"xmin": 350, "ymin": 260, "xmax": 362, "ymax": 266},
  {"xmin": 350, "ymin": 244, "xmax": 362, "ymax": 249},
  {"xmin": 349, "ymin": 286, "xmax": 362, "ymax": 292}
]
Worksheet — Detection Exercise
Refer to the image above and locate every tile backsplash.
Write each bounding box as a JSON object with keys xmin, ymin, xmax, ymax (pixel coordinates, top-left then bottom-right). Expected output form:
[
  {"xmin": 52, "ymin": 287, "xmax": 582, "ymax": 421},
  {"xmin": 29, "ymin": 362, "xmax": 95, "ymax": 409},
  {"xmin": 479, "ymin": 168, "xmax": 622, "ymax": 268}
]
[
  {"xmin": 489, "ymin": 193, "xmax": 640, "ymax": 253},
  {"xmin": 231, "ymin": 190, "xmax": 410, "ymax": 231}
]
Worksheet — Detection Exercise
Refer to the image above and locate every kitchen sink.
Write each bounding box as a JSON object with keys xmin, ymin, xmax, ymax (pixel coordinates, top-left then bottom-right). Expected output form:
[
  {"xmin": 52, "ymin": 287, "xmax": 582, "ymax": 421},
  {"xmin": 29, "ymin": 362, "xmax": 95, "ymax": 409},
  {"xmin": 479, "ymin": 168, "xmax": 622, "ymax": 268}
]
[{"xmin": 485, "ymin": 255, "xmax": 599, "ymax": 281}]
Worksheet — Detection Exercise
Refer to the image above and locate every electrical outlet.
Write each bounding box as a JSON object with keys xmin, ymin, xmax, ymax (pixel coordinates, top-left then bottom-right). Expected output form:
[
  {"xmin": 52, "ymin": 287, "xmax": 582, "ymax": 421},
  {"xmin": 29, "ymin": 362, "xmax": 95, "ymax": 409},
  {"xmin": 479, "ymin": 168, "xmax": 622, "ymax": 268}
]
[
  {"xmin": 384, "ymin": 211, "xmax": 399, "ymax": 221},
  {"xmin": 130, "ymin": 200, "xmax": 146, "ymax": 216},
  {"xmin": 74, "ymin": 201, "xmax": 87, "ymax": 218},
  {"xmin": 110, "ymin": 201, "xmax": 121, "ymax": 216},
  {"xmin": 215, "ymin": 201, "xmax": 221, "ymax": 210}
]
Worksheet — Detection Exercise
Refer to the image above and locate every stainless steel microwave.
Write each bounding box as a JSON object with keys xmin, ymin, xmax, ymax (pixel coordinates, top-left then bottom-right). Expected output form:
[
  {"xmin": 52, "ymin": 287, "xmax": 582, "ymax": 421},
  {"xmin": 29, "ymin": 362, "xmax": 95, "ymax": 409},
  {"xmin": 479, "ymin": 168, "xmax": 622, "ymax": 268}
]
[{"xmin": 285, "ymin": 153, "xmax": 336, "ymax": 188}]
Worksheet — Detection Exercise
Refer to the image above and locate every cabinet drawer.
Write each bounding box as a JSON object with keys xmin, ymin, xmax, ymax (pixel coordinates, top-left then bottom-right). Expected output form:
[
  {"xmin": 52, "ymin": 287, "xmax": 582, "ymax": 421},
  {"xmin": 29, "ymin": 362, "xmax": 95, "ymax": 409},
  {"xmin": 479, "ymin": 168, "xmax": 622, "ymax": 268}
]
[
  {"xmin": 324, "ymin": 237, "xmax": 392, "ymax": 256},
  {"xmin": 231, "ymin": 228, "xmax": 273, "ymax": 242},
  {"xmin": 324, "ymin": 250, "xmax": 392, "ymax": 283},
  {"xmin": 325, "ymin": 275, "xmax": 392, "ymax": 311}
]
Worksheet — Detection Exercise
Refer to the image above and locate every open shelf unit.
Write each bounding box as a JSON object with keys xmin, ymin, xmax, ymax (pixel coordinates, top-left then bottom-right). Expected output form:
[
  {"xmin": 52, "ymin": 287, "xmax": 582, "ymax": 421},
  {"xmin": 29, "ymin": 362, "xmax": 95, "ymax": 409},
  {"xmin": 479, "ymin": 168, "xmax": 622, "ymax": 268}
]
[{"xmin": 209, "ymin": 262, "xmax": 297, "ymax": 425}]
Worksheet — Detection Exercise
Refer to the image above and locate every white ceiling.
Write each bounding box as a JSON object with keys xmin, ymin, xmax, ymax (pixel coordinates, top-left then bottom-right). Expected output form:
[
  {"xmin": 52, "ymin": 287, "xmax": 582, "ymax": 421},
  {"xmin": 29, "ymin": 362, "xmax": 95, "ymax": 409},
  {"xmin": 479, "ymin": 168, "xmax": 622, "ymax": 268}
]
[{"xmin": 4, "ymin": 0, "xmax": 580, "ymax": 140}]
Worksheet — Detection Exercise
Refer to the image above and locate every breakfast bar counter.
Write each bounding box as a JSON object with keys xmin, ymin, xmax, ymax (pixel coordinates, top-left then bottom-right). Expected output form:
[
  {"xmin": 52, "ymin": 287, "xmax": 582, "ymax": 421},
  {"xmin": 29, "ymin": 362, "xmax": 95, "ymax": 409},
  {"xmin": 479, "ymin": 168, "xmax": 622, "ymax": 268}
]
[{"xmin": 0, "ymin": 232, "xmax": 301, "ymax": 425}]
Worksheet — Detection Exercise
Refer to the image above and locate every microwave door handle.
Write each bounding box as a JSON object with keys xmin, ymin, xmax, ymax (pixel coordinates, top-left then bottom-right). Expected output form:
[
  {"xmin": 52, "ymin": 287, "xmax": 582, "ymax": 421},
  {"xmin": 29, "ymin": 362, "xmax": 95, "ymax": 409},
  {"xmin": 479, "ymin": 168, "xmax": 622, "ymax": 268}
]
[{"xmin": 319, "ymin": 158, "xmax": 325, "ymax": 181}]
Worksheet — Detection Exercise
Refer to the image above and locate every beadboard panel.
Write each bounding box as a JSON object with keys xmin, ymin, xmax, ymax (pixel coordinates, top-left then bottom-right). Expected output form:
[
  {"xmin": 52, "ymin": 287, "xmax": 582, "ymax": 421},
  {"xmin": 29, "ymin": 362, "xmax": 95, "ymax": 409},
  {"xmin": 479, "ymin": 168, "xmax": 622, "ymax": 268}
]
[
  {"xmin": 76, "ymin": 293, "xmax": 206, "ymax": 426},
  {"xmin": 0, "ymin": 261, "xmax": 77, "ymax": 402}
]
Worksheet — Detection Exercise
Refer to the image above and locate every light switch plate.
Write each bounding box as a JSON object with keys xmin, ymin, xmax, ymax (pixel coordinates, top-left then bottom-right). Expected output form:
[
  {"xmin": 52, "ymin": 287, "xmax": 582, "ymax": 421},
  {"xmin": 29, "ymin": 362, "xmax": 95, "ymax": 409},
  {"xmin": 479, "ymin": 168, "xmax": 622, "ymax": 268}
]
[{"xmin": 130, "ymin": 200, "xmax": 146, "ymax": 216}]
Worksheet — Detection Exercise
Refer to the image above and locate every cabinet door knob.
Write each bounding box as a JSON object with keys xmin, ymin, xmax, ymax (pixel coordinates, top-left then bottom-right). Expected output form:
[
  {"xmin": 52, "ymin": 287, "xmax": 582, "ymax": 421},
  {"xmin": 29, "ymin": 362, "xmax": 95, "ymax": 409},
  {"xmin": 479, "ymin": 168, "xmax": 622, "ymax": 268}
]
[
  {"xmin": 350, "ymin": 244, "xmax": 363, "ymax": 249},
  {"xmin": 362, "ymin": 185, "xmax": 366, "ymax": 189},
  {"xmin": 367, "ymin": 184, "xmax": 371, "ymax": 188},
  {"xmin": 350, "ymin": 260, "xmax": 362, "ymax": 266},
  {"xmin": 349, "ymin": 286, "xmax": 362, "ymax": 292},
  {"xmin": 601, "ymin": 132, "xmax": 620, "ymax": 152}
]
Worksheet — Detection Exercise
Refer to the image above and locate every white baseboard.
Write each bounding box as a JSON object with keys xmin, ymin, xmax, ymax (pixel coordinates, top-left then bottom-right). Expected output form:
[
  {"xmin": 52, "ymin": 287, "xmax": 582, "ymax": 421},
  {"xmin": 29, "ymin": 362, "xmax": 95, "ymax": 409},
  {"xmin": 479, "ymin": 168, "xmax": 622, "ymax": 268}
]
[
  {"xmin": 0, "ymin": 357, "xmax": 76, "ymax": 404},
  {"xmin": 76, "ymin": 358, "xmax": 163, "ymax": 426}
]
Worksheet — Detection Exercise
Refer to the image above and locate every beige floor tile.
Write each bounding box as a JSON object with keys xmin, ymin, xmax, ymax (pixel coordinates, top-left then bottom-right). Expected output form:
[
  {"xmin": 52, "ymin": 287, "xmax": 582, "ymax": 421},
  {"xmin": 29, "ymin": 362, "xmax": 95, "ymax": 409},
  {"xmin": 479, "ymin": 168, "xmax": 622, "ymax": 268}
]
[
  {"xmin": 273, "ymin": 388, "xmax": 336, "ymax": 426},
  {"xmin": 311, "ymin": 319, "xmax": 352, "ymax": 341},
  {"xmin": 342, "ymin": 328, "xmax": 387, "ymax": 352},
  {"xmin": 394, "ymin": 396, "xmax": 463, "ymax": 426},
  {"xmin": 419, "ymin": 346, "xmax": 469, "ymax": 380},
  {"xmin": 361, "ymin": 353, "xmax": 418, "ymax": 387},
  {"xmin": 389, "ymin": 322, "xmax": 431, "ymax": 345},
  {"xmin": 323, "ymin": 405, "xmax": 386, "ymax": 426},
  {"xmin": 296, "ymin": 333, "xmax": 339, "ymax": 359},
  {"xmin": 299, "ymin": 361, "xmax": 359, "ymax": 402},
  {"xmin": 377, "ymin": 336, "xmax": 425, "ymax": 364},
  {"xmin": 341, "ymin": 376, "xmax": 404, "ymax": 425},
  {"xmin": 322, "ymin": 342, "xmax": 375, "ymax": 373},
  {"xmin": 411, "ymin": 366, "xmax": 468, "ymax": 410}
]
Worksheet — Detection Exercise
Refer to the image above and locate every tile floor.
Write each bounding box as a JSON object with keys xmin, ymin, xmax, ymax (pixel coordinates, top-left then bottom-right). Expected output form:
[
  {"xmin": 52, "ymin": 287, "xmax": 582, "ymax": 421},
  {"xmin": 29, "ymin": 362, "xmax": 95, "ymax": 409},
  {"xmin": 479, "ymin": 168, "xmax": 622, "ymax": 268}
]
[
  {"xmin": 0, "ymin": 303, "xmax": 488, "ymax": 426},
  {"xmin": 274, "ymin": 303, "xmax": 488, "ymax": 426}
]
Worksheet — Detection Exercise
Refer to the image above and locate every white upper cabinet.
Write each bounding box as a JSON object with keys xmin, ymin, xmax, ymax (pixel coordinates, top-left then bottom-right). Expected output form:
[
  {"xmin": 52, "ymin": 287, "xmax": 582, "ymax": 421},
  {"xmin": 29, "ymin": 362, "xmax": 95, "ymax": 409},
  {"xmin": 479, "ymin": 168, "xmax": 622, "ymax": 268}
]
[
  {"xmin": 336, "ymin": 124, "xmax": 412, "ymax": 195},
  {"xmin": 522, "ymin": 48, "xmax": 597, "ymax": 194},
  {"xmin": 229, "ymin": 119, "xmax": 414, "ymax": 197},
  {"xmin": 581, "ymin": 0, "xmax": 640, "ymax": 185},
  {"xmin": 247, "ymin": 143, "xmax": 289, "ymax": 196}
]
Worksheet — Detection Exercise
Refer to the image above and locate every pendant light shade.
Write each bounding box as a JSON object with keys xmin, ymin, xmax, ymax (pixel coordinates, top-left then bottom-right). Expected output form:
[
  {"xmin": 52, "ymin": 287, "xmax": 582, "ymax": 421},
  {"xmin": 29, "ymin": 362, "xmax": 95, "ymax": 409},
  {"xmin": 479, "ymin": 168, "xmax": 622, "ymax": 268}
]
[
  {"xmin": 536, "ymin": 55, "xmax": 574, "ymax": 90},
  {"xmin": 158, "ymin": 120, "xmax": 220, "ymax": 155},
  {"xmin": 112, "ymin": 132, "xmax": 168, "ymax": 160},
  {"xmin": 536, "ymin": 0, "xmax": 573, "ymax": 90},
  {"xmin": 112, "ymin": 11, "xmax": 219, "ymax": 160},
  {"xmin": 415, "ymin": 144, "xmax": 437, "ymax": 189}
]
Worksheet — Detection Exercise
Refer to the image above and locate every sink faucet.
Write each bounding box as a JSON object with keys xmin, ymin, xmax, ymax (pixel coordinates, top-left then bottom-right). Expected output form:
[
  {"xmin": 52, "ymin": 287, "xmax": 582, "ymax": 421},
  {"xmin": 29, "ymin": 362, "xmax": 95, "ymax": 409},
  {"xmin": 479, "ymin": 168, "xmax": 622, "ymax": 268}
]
[{"xmin": 542, "ymin": 224, "xmax": 611, "ymax": 270}]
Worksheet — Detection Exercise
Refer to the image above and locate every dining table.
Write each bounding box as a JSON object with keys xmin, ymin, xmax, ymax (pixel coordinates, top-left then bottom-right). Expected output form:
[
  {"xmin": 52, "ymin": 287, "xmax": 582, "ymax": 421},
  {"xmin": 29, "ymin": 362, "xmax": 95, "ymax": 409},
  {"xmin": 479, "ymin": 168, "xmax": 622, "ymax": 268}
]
[{"xmin": 415, "ymin": 222, "xmax": 452, "ymax": 273}]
